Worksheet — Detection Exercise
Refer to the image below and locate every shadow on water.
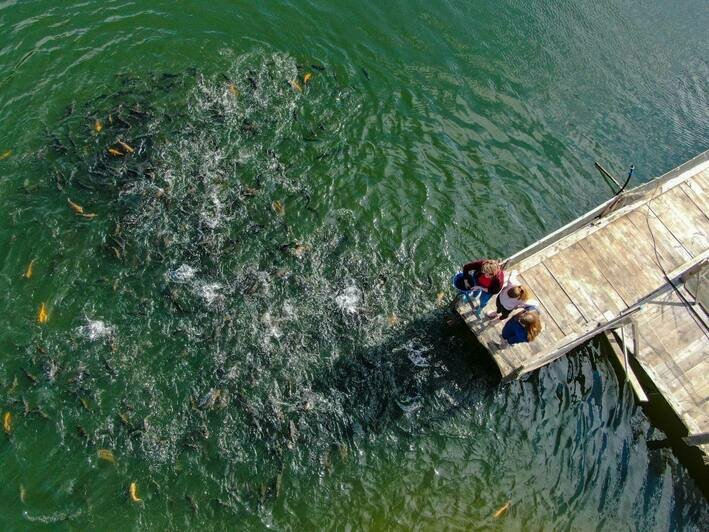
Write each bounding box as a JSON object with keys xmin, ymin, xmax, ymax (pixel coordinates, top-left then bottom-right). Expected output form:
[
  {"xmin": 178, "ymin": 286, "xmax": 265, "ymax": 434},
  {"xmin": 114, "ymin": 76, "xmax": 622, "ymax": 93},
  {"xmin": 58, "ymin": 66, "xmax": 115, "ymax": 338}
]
[{"xmin": 312, "ymin": 310, "xmax": 500, "ymax": 440}]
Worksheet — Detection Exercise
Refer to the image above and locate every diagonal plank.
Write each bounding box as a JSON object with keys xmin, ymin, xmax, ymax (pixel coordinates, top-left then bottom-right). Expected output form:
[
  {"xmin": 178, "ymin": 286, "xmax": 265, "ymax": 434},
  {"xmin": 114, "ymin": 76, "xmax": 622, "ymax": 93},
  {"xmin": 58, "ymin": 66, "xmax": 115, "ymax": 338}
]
[
  {"xmin": 681, "ymin": 178, "xmax": 709, "ymax": 218},
  {"xmin": 519, "ymin": 263, "xmax": 586, "ymax": 335},
  {"xmin": 579, "ymin": 222, "xmax": 661, "ymax": 305},
  {"xmin": 544, "ymin": 243, "xmax": 624, "ymax": 324},
  {"xmin": 625, "ymin": 207, "xmax": 692, "ymax": 271},
  {"xmin": 649, "ymin": 185, "xmax": 709, "ymax": 257}
]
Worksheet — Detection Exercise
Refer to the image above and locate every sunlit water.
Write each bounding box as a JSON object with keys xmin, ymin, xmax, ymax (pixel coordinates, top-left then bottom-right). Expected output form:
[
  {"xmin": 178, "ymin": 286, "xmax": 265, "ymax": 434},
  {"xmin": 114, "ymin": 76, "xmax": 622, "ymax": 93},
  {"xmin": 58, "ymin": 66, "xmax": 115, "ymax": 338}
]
[{"xmin": 1, "ymin": 1, "xmax": 708, "ymax": 529}]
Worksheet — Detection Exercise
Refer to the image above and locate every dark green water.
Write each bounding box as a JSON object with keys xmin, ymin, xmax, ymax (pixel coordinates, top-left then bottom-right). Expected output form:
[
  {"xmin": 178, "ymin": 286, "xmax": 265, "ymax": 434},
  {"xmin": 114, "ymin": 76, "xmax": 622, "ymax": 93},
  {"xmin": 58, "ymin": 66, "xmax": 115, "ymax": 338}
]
[{"xmin": 1, "ymin": 0, "xmax": 708, "ymax": 529}]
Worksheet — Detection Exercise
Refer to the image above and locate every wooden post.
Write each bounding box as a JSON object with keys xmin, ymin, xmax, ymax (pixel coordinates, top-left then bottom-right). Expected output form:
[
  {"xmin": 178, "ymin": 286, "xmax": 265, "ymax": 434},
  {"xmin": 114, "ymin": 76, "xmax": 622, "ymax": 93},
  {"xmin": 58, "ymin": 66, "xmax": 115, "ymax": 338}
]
[{"xmin": 620, "ymin": 325, "xmax": 629, "ymax": 381}]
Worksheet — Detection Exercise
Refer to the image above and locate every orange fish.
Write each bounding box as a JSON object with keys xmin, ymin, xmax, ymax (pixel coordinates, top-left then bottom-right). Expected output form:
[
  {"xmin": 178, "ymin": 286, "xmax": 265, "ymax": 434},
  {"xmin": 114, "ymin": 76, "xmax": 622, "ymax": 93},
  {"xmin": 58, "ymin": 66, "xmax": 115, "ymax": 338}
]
[
  {"xmin": 129, "ymin": 482, "xmax": 142, "ymax": 502},
  {"xmin": 23, "ymin": 259, "xmax": 36, "ymax": 279},
  {"xmin": 227, "ymin": 83, "xmax": 239, "ymax": 96},
  {"xmin": 97, "ymin": 449, "xmax": 116, "ymax": 463},
  {"xmin": 2, "ymin": 411, "xmax": 12, "ymax": 434},
  {"xmin": 94, "ymin": 119, "xmax": 103, "ymax": 133},
  {"xmin": 303, "ymin": 72, "xmax": 313, "ymax": 84},
  {"xmin": 108, "ymin": 147, "xmax": 123, "ymax": 156},
  {"xmin": 37, "ymin": 303, "xmax": 49, "ymax": 324},
  {"xmin": 493, "ymin": 501, "xmax": 511, "ymax": 518},
  {"xmin": 117, "ymin": 140, "xmax": 134, "ymax": 153},
  {"xmin": 0, "ymin": 150, "xmax": 12, "ymax": 161},
  {"xmin": 289, "ymin": 79, "xmax": 302, "ymax": 92},
  {"xmin": 272, "ymin": 200, "xmax": 285, "ymax": 216},
  {"xmin": 67, "ymin": 198, "xmax": 84, "ymax": 214}
]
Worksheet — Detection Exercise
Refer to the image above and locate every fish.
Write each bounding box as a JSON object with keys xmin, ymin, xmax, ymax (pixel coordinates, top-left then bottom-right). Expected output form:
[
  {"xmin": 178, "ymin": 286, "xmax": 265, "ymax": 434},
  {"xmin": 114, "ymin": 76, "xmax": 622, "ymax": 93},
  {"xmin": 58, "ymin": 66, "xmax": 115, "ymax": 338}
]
[
  {"xmin": 493, "ymin": 501, "xmax": 511, "ymax": 518},
  {"xmin": 435, "ymin": 292, "xmax": 446, "ymax": 305},
  {"xmin": 37, "ymin": 303, "xmax": 49, "ymax": 324},
  {"xmin": 76, "ymin": 425, "xmax": 89, "ymax": 440},
  {"xmin": 107, "ymin": 147, "xmax": 123, "ymax": 156},
  {"xmin": 129, "ymin": 482, "xmax": 142, "ymax": 502},
  {"xmin": 23, "ymin": 259, "xmax": 36, "ymax": 279},
  {"xmin": 22, "ymin": 368, "xmax": 38, "ymax": 384},
  {"xmin": 45, "ymin": 359, "xmax": 60, "ymax": 382},
  {"xmin": 310, "ymin": 64, "xmax": 326, "ymax": 71},
  {"xmin": 227, "ymin": 83, "xmax": 239, "ymax": 96},
  {"xmin": 0, "ymin": 149, "xmax": 12, "ymax": 160},
  {"xmin": 19, "ymin": 484, "xmax": 26, "ymax": 503},
  {"xmin": 67, "ymin": 198, "xmax": 84, "ymax": 214},
  {"xmin": 80, "ymin": 398, "xmax": 92, "ymax": 411},
  {"xmin": 289, "ymin": 79, "xmax": 302, "ymax": 92},
  {"xmin": 272, "ymin": 200, "xmax": 285, "ymax": 216},
  {"xmin": 3, "ymin": 411, "xmax": 12, "ymax": 434},
  {"xmin": 117, "ymin": 140, "xmax": 134, "ymax": 153},
  {"xmin": 94, "ymin": 119, "xmax": 103, "ymax": 133},
  {"xmin": 387, "ymin": 313, "xmax": 399, "ymax": 326},
  {"xmin": 303, "ymin": 72, "xmax": 313, "ymax": 84},
  {"xmin": 186, "ymin": 494, "xmax": 198, "ymax": 514},
  {"xmin": 97, "ymin": 449, "xmax": 116, "ymax": 464},
  {"xmin": 361, "ymin": 68, "xmax": 370, "ymax": 80},
  {"xmin": 8, "ymin": 375, "xmax": 18, "ymax": 394},
  {"xmin": 118, "ymin": 412, "xmax": 131, "ymax": 427},
  {"xmin": 81, "ymin": 213, "xmax": 97, "ymax": 220},
  {"xmin": 22, "ymin": 397, "xmax": 30, "ymax": 416}
]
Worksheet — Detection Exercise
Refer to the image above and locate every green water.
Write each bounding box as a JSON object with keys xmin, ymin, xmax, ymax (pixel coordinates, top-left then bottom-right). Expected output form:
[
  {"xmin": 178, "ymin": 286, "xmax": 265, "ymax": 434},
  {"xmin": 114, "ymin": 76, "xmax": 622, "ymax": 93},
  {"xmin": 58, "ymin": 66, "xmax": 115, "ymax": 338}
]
[{"xmin": 1, "ymin": 0, "xmax": 708, "ymax": 529}]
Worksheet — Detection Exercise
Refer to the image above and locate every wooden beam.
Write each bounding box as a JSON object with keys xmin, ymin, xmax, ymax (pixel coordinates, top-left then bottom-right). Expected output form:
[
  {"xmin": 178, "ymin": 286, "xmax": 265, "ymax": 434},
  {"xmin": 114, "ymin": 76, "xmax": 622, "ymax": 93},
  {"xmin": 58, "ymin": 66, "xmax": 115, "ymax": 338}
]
[
  {"xmin": 605, "ymin": 330, "xmax": 649, "ymax": 402},
  {"xmin": 505, "ymin": 152, "xmax": 709, "ymax": 268},
  {"xmin": 683, "ymin": 432, "xmax": 709, "ymax": 446}
]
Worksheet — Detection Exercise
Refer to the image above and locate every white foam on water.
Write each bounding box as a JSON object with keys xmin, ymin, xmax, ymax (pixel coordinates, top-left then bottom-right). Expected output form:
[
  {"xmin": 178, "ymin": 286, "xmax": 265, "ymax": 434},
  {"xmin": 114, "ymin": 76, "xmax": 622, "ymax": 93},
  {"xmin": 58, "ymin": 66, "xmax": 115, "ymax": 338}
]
[
  {"xmin": 335, "ymin": 285, "xmax": 362, "ymax": 314},
  {"xmin": 196, "ymin": 282, "xmax": 223, "ymax": 305},
  {"xmin": 77, "ymin": 318, "xmax": 114, "ymax": 341},
  {"xmin": 394, "ymin": 339, "xmax": 433, "ymax": 367},
  {"xmin": 167, "ymin": 264, "xmax": 196, "ymax": 283}
]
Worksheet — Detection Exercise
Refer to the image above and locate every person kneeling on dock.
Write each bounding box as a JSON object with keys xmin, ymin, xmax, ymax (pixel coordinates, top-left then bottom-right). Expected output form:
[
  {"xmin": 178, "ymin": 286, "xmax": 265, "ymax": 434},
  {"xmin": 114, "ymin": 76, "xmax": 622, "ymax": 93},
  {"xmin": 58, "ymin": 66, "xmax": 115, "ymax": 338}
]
[
  {"xmin": 487, "ymin": 270, "xmax": 539, "ymax": 320},
  {"xmin": 460, "ymin": 259, "xmax": 505, "ymax": 310},
  {"xmin": 500, "ymin": 309, "xmax": 542, "ymax": 345}
]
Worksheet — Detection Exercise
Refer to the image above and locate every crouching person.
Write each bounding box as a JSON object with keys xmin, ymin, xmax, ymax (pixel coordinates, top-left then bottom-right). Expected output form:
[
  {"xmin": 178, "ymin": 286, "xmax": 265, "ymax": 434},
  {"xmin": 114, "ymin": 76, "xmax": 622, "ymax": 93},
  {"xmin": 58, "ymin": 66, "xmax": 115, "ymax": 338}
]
[{"xmin": 500, "ymin": 309, "xmax": 542, "ymax": 345}]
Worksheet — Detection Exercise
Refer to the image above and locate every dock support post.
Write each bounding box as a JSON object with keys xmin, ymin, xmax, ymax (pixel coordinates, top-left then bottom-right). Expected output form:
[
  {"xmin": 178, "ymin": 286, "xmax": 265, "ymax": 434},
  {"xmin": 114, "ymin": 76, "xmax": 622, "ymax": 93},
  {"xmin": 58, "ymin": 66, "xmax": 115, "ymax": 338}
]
[{"xmin": 620, "ymin": 325, "xmax": 629, "ymax": 382}]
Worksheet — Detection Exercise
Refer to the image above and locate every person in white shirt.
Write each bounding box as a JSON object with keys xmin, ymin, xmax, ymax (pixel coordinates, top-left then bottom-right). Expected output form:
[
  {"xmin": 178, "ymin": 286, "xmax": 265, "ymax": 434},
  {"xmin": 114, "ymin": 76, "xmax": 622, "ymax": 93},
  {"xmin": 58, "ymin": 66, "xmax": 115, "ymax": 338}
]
[{"xmin": 486, "ymin": 270, "xmax": 540, "ymax": 320}]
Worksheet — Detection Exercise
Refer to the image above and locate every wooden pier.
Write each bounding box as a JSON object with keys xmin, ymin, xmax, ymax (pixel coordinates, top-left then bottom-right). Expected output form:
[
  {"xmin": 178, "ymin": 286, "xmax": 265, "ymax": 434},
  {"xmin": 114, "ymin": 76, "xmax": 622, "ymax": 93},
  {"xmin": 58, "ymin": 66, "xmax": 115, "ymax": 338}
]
[{"xmin": 456, "ymin": 150, "xmax": 709, "ymax": 460}]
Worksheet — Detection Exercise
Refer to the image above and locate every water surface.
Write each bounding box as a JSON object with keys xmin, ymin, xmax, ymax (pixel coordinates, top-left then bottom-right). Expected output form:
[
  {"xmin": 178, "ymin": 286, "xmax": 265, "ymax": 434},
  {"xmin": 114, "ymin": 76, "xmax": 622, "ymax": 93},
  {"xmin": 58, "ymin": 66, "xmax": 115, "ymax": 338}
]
[{"xmin": 1, "ymin": 0, "xmax": 708, "ymax": 529}]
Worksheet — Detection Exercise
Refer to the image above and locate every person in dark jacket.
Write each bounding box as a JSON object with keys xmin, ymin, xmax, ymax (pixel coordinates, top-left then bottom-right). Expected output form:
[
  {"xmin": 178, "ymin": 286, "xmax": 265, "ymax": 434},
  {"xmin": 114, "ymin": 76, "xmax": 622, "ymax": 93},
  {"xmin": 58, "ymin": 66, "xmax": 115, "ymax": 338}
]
[
  {"xmin": 461, "ymin": 259, "xmax": 505, "ymax": 309},
  {"xmin": 501, "ymin": 309, "xmax": 542, "ymax": 345}
]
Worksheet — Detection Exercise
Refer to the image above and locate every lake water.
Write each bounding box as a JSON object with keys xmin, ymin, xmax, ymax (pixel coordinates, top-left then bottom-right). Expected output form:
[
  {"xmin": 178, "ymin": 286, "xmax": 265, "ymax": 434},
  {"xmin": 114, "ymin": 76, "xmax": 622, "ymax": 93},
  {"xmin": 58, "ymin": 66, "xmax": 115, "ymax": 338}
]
[{"xmin": 1, "ymin": 0, "xmax": 708, "ymax": 529}]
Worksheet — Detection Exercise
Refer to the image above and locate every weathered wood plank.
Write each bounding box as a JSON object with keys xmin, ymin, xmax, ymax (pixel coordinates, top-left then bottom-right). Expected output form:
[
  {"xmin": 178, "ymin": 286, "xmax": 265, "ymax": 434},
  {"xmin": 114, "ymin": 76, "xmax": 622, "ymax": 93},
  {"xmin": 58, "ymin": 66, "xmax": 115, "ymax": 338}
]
[
  {"xmin": 681, "ymin": 178, "xmax": 709, "ymax": 217},
  {"xmin": 605, "ymin": 216, "xmax": 669, "ymax": 287},
  {"xmin": 692, "ymin": 168, "xmax": 709, "ymax": 192},
  {"xmin": 579, "ymin": 225, "xmax": 658, "ymax": 305},
  {"xmin": 520, "ymin": 264, "xmax": 586, "ymax": 335},
  {"xmin": 624, "ymin": 208, "xmax": 693, "ymax": 271},
  {"xmin": 649, "ymin": 185, "xmax": 709, "ymax": 257},
  {"xmin": 544, "ymin": 247, "xmax": 609, "ymax": 323},
  {"xmin": 605, "ymin": 330, "xmax": 649, "ymax": 402},
  {"xmin": 554, "ymin": 243, "xmax": 627, "ymax": 316}
]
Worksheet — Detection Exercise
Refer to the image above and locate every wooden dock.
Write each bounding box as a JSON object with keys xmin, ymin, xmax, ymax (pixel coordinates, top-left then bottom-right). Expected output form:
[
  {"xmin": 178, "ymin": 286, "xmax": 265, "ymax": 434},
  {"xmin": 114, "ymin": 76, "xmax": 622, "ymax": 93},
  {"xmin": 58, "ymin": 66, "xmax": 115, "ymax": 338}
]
[{"xmin": 456, "ymin": 150, "xmax": 709, "ymax": 460}]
